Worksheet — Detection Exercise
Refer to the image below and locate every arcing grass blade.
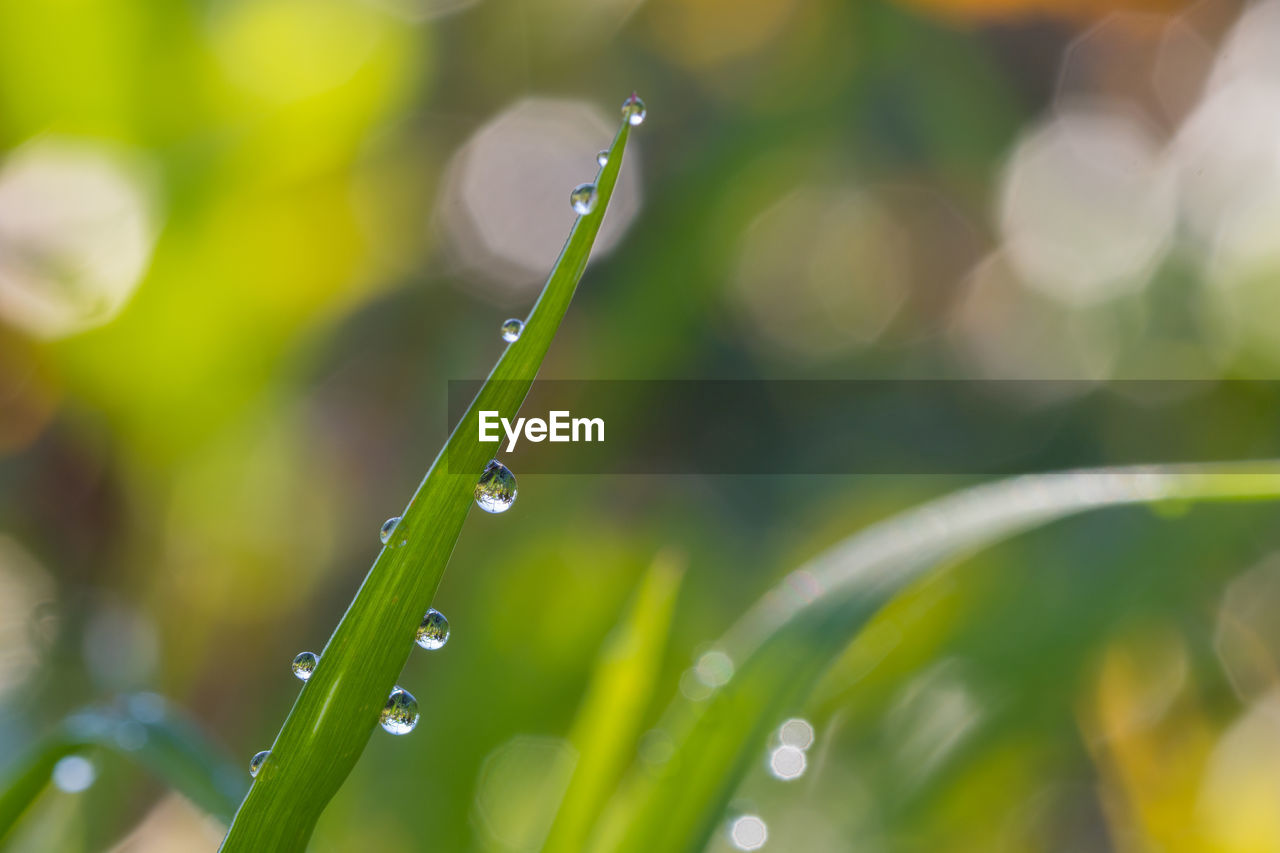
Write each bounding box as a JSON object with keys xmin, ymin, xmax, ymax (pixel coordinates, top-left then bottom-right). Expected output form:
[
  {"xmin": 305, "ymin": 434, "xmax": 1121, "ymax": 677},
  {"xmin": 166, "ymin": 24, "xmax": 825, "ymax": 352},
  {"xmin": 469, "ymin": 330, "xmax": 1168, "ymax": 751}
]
[
  {"xmin": 0, "ymin": 694, "xmax": 246, "ymax": 844},
  {"xmin": 220, "ymin": 104, "xmax": 638, "ymax": 852},
  {"xmin": 599, "ymin": 465, "xmax": 1280, "ymax": 852},
  {"xmin": 541, "ymin": 550, "xmax": 684, "ymax": 853}
]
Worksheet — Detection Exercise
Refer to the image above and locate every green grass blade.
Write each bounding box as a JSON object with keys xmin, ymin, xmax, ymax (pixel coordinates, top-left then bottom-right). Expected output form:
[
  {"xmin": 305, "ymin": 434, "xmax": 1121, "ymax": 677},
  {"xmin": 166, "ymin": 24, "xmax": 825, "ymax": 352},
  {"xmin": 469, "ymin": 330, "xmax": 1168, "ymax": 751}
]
[
  {"xmin": 220, "ymin": 112, "xmax": 636, "ymax": 852},
  {"xmin": 600, "ymin": 465, "xmax": 1280, "ymax": 852},
  {"xmin": 542, "ymin": 550, "xmax": 684, "ymax": 853},
  {"xmin": 0, "ymin": 695, "xmax": 246, "ymax": 844}
]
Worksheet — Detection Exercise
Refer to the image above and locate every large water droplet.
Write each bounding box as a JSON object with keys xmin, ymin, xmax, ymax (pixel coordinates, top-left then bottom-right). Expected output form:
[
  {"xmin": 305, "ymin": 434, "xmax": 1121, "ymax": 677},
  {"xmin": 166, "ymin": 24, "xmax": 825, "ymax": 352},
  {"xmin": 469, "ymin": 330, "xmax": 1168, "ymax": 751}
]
[
  {"xmin": 52, "ymin": 756, "xmax": 96, "ymax": 792},
  {"xmin": 621, "ymin": 93, "xmax": 646, "ymax": 126},
  {"xmin": 596, "ymin": 149, "xmax": 609, "ymax": 167},
  {"xmin": 249, "ymin": 750, "xmax": 269, "ymax": 778},
  {"xmin": 380, "ymin": 686, "xmax": 419, "ymax": 735},
  {"xmin": 380, "ymin": 516, "xmax": 402, "ymax": 546},
  {"xmin": 570, "ymin": 183, "xmax": 597, "ymax": 216},
  {"xmin": 475, "ymin": 460, "xmax": 517, "ymax": 514},
  {"xmin": 416, "ymin": 608, "xmax": 450, "ymax": 650},
  {"xmin": 501, "ymin": 318, "xmax": 524, "ymax": 343},
  {"xmin": 292, "ymin": 651, "xmax": 319, "ymax": 681}
]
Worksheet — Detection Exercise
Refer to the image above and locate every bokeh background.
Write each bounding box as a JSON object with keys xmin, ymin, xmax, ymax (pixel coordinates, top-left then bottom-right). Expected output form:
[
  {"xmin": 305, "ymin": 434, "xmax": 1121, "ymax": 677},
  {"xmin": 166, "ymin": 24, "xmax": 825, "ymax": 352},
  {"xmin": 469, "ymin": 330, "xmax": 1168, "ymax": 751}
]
[{"xmin": 4, "ymin": 0, "xmax": 1280, "ymax": 849}]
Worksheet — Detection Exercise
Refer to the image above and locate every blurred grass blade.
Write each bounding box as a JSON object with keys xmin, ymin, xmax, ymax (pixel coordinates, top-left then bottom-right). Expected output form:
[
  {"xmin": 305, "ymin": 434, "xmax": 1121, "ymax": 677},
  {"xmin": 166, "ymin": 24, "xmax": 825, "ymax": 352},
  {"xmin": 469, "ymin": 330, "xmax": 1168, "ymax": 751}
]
[
  {"xmin": 220, "ymin": 112, "xmax": 636, "ymax": 851},
  {"xmin": 0, "ymin": 694, "xmax": 246, "ymax": 844},
  {"xmin": 598, "ymin": 465, "xmax": 1280, "ymax": 852},
  {"xmin": 542, "ymin": 550, "xmax": 684, "ymax": 853}
]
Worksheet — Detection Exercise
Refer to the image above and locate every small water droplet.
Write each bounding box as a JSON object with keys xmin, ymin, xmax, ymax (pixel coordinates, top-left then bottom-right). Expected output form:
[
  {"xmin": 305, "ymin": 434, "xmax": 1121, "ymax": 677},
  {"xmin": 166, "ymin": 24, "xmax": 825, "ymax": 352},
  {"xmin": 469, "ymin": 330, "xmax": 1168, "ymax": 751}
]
[
  {"xmin": 52, "ymin": 756, "xmax": 96, "ymax": 793},
  {"xmin": 380, "ymin": 686, "xmax": 419, "ymax": 735},
  {"xmin": 474, "ymin": 459, "xmax": 517, "ymax": 514},
  {"xmin": 249, "ymin": 750, "xmax": 269, "ymax": 778},
  {"xmin": 380, "ymin": 516, "xmax": 402, "ymax": 546},
  {"xmin": 621, "ymin": 93, "xmax": 646, "ymax": 126},
  {"xmin": 500, "ymin": 318, "xmax": 524, "ymax": 343},
  {"xmin": 596, "ymin": 149, "xmax": 609, "ymax": 167},
  {"xmin": 570, "ymin": 183, "xmax": 598, "ymax": 216},
  {"xmin": 416, "ymin": 609, "xmax": 450, "ymax": 650},
  {"xmin": 292, "ymin": 651, "xmax": 319, "ymax": 681}
]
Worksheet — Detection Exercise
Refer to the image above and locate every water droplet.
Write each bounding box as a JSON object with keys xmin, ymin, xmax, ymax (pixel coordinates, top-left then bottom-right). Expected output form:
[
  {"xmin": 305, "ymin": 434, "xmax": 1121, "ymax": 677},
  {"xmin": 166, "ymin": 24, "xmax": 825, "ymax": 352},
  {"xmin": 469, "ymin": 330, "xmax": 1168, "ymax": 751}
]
[
  {"xmin": 500, "ymin": 318, "xmax": 524, "ymax": 343},
  {"xmin": 769, "ymin": 745, "xmax": 807, "ymax": 780},
  {"xmin": 249, "ymin": 750, "xmax": 269, "ymax": 778},
  {"xmin": 380, "ymin": 686, "xmax": 419, "ymax": 735},
  {"xmin": 621, "ymin": 93, "xmax": 646, "ymax": 126},
  {"xmin": 474, "ymin": 460, "xmax": 517, "ymax": 514},
  {"xmin": 570, "ymin": 183, "xmax": 597, "ymax": 216},
  {"xmin": 596, "ymin": 149, "xmax": 609, "ymax": 167},
  {"xmin": 52, "ymin": 756, "xmax": 96, "ymax": 793},
  {"xmin": 380, "ymin": 516, "xmax": 402, "ymax": 546},
  {"xmin": 777, "ymin": 718, "xmax": 814, "ymax": 750},
  {"xmin": 292, "ymin": 651, "xmax": 319, "ymax": 681},
  {"xmin": 729, "ymin": 815, "xmax": 768, "ymax": 850},
  {"xmin": 416, "ymin": 608, "xmax": 450, "ymax": 650}
]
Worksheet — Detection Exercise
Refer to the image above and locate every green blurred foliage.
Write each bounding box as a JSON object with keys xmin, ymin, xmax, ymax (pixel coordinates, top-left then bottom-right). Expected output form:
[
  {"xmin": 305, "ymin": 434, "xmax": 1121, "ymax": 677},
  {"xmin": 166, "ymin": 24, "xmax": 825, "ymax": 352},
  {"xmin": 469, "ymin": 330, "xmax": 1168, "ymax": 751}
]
[{"xmin": 3, "ymin": 0, "xmax": 1280, "ymax": 849}]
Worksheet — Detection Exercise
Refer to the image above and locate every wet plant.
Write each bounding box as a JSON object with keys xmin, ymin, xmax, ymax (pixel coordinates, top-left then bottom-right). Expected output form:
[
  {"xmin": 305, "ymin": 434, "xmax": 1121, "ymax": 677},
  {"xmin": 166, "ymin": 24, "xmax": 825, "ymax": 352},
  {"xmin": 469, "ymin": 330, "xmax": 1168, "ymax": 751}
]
[
  {"xmin": 0, "ymin": 94, "xmax": 643, "ymax": 850},
  {"xmin": 215, "ymin": 95, "xmax": 644, "ymax": 851},
  {"xmin": 4, "ymin": 90, "xmax": 1280, "ymax": 853}
]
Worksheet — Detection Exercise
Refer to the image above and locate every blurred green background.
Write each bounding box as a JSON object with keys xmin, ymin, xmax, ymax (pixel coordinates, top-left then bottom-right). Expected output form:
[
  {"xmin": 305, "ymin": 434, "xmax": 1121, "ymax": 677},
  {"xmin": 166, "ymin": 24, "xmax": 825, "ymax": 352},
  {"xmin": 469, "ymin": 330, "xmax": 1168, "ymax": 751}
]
[{"xmin": 4, "ymin": 0, "xmax": 1280, "ymax": 849}]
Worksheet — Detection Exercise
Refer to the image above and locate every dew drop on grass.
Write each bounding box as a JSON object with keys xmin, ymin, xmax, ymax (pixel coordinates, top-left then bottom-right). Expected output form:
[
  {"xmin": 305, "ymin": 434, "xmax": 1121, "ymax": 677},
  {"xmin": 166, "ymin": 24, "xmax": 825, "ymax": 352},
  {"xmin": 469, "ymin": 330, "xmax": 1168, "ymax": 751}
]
[
  {"xmin": 380, "ymin": 686, "xmax": 419, "ymax": 735},
  {"xmin": 621, "ymin": 93, "xmax": 646, "ymax": 126},
  {"xmin": 380, "ymin": 516, "xmax": 402, "ymax": 546},
  {"xmin": 291, "ymin": 651, "xmax": 319, "ymax": 681},
  {"xmin": 416, "ymin": 608, "xmax": 450, "ymax": 650},
  {"xmin": 596, "ymin": 149, "xmax": 609, "ymax": 167},
  {"xmin": 501, "ymin": 318, "xmax": 524, "ymax": 343},
  {"xmin": 475, "ymin": 460, "xmax": 517, "ymax": 513},
  {"xmin": 570, "ymin": 183, "xmax": 598, "ymax": 215},
  {"xmin": 249, "ymin": 750, "xmax": 269, "ymax": 778}
]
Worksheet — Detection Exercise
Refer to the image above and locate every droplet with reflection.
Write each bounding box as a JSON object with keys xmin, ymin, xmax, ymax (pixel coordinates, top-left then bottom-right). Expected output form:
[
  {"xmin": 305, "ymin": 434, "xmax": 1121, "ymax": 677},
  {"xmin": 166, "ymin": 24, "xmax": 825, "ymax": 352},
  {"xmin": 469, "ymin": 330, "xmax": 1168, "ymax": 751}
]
[
  {"xmin": 475, "ymin": 460, "xmax": 518, "ymax": 514},
  {"xmin": 291, "ymin": 651, "xmax": 319, "ymax": 681},
  {"xmin": 416, "ymin": 608, "xmax": 450, "ymax": 650},
  {"xmin": 621, "ymin": 93, "xmax": 646, "ymax": 126},
  {"xmin": 380, "ymin": 686, "xmax": 419, "ymax": 735},
  {"xmin": 570, "ymin": 183, "xmax": 598, "ymax": 215},
  {"xmin": 501, "ymin": 319, "xmax": 524, "ymax": 343}
]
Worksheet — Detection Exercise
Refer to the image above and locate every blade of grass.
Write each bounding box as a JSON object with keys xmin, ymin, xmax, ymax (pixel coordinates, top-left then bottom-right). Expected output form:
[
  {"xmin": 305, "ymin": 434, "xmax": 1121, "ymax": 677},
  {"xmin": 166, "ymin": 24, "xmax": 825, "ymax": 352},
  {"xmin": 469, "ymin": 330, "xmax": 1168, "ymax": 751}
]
[
  {"xmin": 219, "ymin": 111, "xmax": 636, "ymax": 852},
  {"xmin": 0, "ymin": 694, "xmax": 246, "ymax": 843},
  {"xmin": 541, "ymin": 550, "xmax": 685, "ymax": 853},
  {"xmin": 596, "ymin": 465, "xmax": 1280, "ymax": 852}
]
